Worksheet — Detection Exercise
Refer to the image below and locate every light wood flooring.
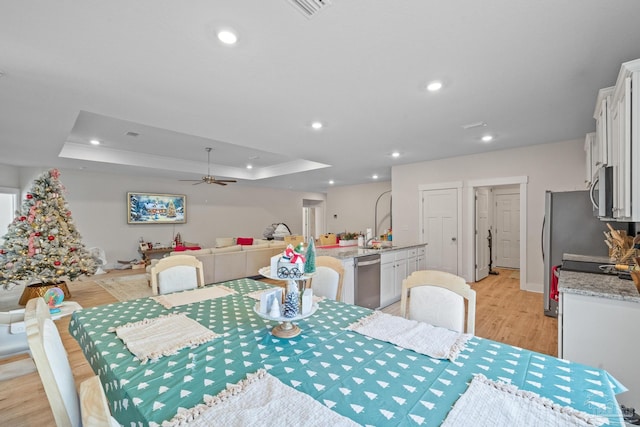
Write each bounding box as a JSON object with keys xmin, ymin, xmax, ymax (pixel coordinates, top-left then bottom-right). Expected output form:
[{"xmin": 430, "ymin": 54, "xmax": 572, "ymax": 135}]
[{"xmin": 0, "ymin": 267, "xmax": 556, "ymax": 426}]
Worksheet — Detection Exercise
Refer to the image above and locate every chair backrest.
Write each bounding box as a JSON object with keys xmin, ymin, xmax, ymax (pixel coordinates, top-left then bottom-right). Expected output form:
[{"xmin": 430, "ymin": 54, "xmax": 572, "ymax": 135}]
[
  {"xmin": 310, "ymin": 256, "xmax": 344, "ymax": 301},
  {"xmin": 400, "ymin": 270, "xmax": 476, "ymax": 334},
  {"xmin": 26, "ymin": 297, "xmax": 81, "ymax": 426},
  {"xmin": 150, "ymin": 254, "xmax": 205, "ymax": 295},
  {"xmin": 25, "ymin": 298, "xmax": 117, "ymax": 427}
]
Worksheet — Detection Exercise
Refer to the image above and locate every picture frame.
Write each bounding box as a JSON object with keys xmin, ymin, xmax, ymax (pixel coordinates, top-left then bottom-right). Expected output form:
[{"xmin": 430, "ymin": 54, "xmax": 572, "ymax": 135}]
[
  {"xmin": 139, "ymin": 242, "xmax": 149, "ymax": 251},
  {"xmin": 127, "ymin": 192, "xmax": 186, "ymax": 224}
]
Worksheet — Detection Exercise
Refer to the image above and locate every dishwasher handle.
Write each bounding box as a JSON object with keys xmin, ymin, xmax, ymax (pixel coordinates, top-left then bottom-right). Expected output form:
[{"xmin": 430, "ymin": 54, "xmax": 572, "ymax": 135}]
[{"xmin": 357, "ymin": 259, "xmax": 381, "ymax": 267}]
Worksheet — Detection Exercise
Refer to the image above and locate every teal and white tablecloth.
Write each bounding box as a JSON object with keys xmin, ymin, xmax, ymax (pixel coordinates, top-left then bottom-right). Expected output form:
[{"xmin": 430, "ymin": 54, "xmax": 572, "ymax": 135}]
[{"xmin": 69, "ymin": 278, "xmax": 626, "ymax": 426}]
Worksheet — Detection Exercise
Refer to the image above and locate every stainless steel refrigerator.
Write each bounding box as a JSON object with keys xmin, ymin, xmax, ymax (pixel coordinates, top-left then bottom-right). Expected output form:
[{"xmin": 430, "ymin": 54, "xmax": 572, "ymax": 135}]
[{"xmin": 542, "ymin": 190, "xmax": 612, "ymax": 317}]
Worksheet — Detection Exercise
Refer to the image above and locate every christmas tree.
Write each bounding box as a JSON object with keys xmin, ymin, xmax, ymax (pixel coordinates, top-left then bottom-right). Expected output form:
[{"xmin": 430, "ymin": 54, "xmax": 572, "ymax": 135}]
[
  {"xmin": 166, "ymin": 200, "xmax": 176, "ymax": 218},
  {"xmin": 0, "ymin": 169, "xmax": 96, "ymax": 289},
  {"xmin": 304, "ymin": 238, "xmax": 316, "ymax": 274}
]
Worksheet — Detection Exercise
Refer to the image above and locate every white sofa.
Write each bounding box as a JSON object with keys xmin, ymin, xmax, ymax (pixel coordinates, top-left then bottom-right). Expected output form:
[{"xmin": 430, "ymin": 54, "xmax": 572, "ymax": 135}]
[{"xmin": 170, "ymin": 238, "xmax": 287, "ymax": 284}]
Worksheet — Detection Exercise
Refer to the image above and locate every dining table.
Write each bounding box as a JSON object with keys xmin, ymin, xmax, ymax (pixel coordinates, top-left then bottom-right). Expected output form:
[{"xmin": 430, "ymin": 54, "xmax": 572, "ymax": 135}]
[{"xmin": 69, "ymin": 278, "xmax": 626, "ymax": 426}]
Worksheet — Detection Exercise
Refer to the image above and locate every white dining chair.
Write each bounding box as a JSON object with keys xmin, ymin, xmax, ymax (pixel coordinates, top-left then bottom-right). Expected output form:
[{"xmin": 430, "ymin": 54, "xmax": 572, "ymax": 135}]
[
  {"xmin": 150, "ymin": 254, "xmax": 205, "ymax": 295},
  {"xmin": 400, "ymin": 270, "xmax": 476, "ymax": 334},
  {"xmin": 309, "ymin": 256, "xmax": 344, "ymax": 301},
  {"xmin": 25, "ymin": 297, "xmax": 118, "ymax": 427}
]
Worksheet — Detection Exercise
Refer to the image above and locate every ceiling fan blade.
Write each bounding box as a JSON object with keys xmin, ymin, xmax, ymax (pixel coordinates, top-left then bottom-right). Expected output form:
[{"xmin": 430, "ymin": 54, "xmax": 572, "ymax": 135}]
[{"xmin": 178, "ymin": 148, "xmax": 236, "ymax": 186}]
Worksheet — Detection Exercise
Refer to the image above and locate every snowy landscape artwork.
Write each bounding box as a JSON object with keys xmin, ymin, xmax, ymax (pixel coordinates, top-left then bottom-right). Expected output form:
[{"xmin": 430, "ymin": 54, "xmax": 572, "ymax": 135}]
[{"xmin": 127, "ymin": 192, "xmax": 186, "ymax": 224}]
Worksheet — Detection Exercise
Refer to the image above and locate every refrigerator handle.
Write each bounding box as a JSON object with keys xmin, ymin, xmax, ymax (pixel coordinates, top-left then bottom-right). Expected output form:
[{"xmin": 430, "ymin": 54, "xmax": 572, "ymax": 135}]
[
  {"xmin": 589, "ymin": 176, "xmax": 599, "ymax": 210},
  {"xmin": 541, "ymin": 215, "xmax": 545, "ymax": 262}
]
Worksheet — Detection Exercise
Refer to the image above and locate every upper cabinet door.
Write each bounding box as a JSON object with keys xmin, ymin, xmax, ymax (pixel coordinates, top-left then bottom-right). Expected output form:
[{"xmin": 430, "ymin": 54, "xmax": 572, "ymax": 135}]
[
  {"xmin": 606, "ymin": 60, "xmax": 640, "ymax": 221},
  {"xmin": 593, "ymin": 86, "xmax": 614, "ymax": 168}
]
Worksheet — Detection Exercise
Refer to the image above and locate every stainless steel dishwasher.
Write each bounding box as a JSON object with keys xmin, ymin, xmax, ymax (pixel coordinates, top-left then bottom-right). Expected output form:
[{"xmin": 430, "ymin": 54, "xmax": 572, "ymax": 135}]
[{"xmin": 354, "ymin": 254, "xmax": 381, "ymax": 309}]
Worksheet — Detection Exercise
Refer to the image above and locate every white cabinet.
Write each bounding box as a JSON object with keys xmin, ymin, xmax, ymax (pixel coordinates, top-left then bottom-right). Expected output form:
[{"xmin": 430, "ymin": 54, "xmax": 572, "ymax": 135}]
[
  {"xmin": 606, "ymin": 59, "xmax": 640, "ymax": 221},
  {"xmin": 380, "ymin": 253, "xmax": 395, "ymax": 308},
  {"xmin": 559, "ymin": 291, "xmax": 640, "ymax": 407},
  {"xmin": 406, "ymin": 245, "xmax": 427, "ymax": 275},
  {"xmin": 593, "ymin": 86, "xmax": 614, "ymax": 169},
  {"xmin": 380, "ymin": 249, "xmax": 407, "ymax": 308},
  {"xmin": 341, "ymin": 258, "xmax": 355, "ymax": 304},
  {"xmin": 406, "ymin": 247, "xmax": 418, "ymax": 276},
  {"xmin": 416, "ymin": 245, "xmax": 426, "ymax": 270}
]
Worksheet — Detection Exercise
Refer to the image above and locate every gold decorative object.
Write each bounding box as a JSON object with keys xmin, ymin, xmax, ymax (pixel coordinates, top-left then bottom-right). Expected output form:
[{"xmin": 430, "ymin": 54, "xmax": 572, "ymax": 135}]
[
  {"xmin": 18, "ymin": 281, "xmax": 71, "ymax": 305},
  {"xmin": 604, "ymin": 223, "xmax": 637, "ymax": 264}
]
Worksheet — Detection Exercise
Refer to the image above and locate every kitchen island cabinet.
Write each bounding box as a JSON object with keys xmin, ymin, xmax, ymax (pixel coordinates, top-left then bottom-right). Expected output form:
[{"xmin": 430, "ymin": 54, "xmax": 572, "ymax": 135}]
[
  {"xmin": 315, "ymin": 243, "xmax": 426, "ymax": 309},
  {"xmin": 558, "ymin": 270, "xmax": 640, "ymax": 407},
  {"xmin": 380, "ymin": 250, "xmax": 407, "ymax": 308}
]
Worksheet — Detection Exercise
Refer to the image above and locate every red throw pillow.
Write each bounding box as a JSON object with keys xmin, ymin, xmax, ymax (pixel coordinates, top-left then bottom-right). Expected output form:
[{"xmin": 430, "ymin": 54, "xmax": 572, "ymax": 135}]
[
  {"xmin": 174, "ymin": 246, "xmax": 187, "ymax": 251},
  {"xmin": 237, "ymin": 237, "xmax": 253, "ymax": 245}
]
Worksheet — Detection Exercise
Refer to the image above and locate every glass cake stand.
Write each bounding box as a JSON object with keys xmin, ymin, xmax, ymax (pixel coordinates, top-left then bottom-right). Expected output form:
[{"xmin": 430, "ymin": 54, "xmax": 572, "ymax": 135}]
[{"xmin": 257, "ymin": 266, "xmax": 316, "ymax": 338}]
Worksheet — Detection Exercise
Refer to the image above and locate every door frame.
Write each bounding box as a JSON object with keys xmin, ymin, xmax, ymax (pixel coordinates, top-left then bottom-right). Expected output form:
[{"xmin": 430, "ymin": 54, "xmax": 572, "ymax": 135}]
[
  {"xmin": 467, "ymin": 176, "xmax": 528, "ymax": 289},
  {"xmin": 418, "ymin": 181, "xmax": 463, "ymax": 275}
]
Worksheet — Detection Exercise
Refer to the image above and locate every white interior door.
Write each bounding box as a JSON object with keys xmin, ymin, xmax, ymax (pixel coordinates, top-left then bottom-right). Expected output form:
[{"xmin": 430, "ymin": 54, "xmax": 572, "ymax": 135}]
[
  {"xmin": 422, "ymin": 188, "xmax": 458, "ymax": 274},
  {"xmin": 495, "ymin": 193, "xmax": 520, "ymax": 269},
  {"xmin": 475, "ymin": 188, "xmax": 490, "ymax": 281}
]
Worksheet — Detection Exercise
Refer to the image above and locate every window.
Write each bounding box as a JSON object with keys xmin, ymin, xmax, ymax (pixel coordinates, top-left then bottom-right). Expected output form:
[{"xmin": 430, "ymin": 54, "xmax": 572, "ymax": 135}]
[{"xmin": 0, "ymin": 188, "xmax": 19, "ymax": 244}]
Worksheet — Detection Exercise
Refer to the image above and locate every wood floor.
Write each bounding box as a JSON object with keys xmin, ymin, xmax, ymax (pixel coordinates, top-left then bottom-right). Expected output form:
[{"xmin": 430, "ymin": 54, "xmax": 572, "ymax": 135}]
[{"xmin": 0, "ymin": 267, "xmax": 556, "ymax": 426}]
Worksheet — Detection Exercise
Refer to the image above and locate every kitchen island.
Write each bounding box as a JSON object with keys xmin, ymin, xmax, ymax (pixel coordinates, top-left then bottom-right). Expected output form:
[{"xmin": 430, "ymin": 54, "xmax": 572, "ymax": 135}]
[
  {"xmin": 558, "ymin": 269, "xmax": 640, "ymax": 408},
  {"xmin": 314, "ymin": 243, "xmax": 427, "ymax": 307}
]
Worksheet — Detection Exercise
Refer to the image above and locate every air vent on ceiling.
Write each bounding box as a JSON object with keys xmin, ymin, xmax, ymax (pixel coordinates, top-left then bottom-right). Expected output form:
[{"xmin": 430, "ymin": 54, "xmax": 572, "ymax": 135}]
[
  {"xmin": 125, "ymin": 131, "xmax": 140, "ymax": 137},
  {"xmin": 461, "ymin": 121, "xmax": 486, "ymax": 130},
  {"xmin": 287, "ymin": 0, "xmax": 332, "ymax": 18}
]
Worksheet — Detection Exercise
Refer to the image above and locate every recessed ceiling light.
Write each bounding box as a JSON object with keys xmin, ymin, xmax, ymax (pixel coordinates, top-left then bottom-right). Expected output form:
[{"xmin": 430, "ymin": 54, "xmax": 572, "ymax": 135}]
[
  {"xmin": 90, "ymin": 139, "xmax": 100, "ymax": 145},
  {"xmin": 329, "ymin": 180, "xmax": 334, "ymax": 185},
  {"xmin": 481, "ymin": 135, "xmax": 494, "ymax": 143},
  {"xmin": 246, "ymin": 164, "xmax": 253, "ymax": 169},
  {"xmin": 217, "ymin": 30, "xmax": 238, "ymax": 45},
  {"xmin": 311, "ymin": 121, "xmax": 323, "ymax": 130},
  {"xmin": 427, "ymin": 81, "xmax": 443, "ymax": 92},
  {"xmin": 372, "ymin": 174, "xmax": 379, "ymax": 180},
  {"xmin": 391, "ymin": 151, "xmax": 400, "ymax": 158}
]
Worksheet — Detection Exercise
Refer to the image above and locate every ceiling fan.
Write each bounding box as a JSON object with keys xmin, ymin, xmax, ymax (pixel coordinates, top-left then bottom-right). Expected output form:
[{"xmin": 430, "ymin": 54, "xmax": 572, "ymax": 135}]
[{"xmin": 180, "ymin": 147, "xmax": 237, "ymax": 186}]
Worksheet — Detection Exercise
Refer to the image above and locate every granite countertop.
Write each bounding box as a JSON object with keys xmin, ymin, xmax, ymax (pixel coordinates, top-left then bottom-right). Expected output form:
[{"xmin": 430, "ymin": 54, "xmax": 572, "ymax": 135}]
[
  {"xmin": 315, "ymin": 243, "xmax": 424, "ymax": 260},
  {"xmin": 558, "ymin": 270, "xmax": 640, "ymax": 303}
]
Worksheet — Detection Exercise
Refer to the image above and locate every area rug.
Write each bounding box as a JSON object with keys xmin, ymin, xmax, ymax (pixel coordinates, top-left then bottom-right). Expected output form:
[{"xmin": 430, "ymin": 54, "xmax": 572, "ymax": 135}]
[{"xmin": 94, "ymin": 274, "xmax": 153, "ymax": 302}]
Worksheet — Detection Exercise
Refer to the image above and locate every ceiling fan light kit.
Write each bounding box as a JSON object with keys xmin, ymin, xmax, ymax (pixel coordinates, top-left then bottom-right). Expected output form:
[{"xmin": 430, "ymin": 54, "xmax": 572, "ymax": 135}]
[{"xmin": 180, "ymin": 147, "xmax": 237, "ymax": 186}]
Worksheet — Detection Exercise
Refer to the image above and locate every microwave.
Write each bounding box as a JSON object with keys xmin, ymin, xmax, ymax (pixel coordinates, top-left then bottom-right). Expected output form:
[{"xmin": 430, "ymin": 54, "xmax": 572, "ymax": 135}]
[{"xmin": 590, "ymin": 166, "xmax": 613, "ymax": 218}]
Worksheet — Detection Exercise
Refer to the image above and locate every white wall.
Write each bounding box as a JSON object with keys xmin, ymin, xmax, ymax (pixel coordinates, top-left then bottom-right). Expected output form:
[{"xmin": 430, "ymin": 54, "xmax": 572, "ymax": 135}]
[
  {"xmin": 0, "ymin": 164, "xmax": 20, "ymax": 188},
  {"xmin": 326, "ymin": 181, "xmax": 392, "ymax": 237},
  {"xmin": 391, "ymin": 139, "xmax": 587, "ymax": 292},
  {"xmin": 5, "ymin": 167, "xmax": 325, "ymax": 267}
]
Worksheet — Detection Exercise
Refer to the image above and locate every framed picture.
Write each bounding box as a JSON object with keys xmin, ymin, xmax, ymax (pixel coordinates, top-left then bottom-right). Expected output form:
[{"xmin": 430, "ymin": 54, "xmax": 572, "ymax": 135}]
[
  {"xmin": 139, "ymin": 242, "xmax": 149, "ymax": 251},
  {"xmin": 127, "ymin": 192, "xmax": 186, "ymax": 224}
]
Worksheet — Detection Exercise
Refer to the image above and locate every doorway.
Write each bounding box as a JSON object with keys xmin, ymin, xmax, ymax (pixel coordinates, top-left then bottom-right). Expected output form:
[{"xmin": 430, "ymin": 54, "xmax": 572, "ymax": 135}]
[
  {"xmin": 302, "ymin": 199, "xmax": 325, "ymax": 242},
  {"xmin": 475, "ymin": 188, "xmax": 491, "ymax": 281},
  {"xmin": 468, "ymin": 177, "xmax": 527, "ymax": 288}
]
